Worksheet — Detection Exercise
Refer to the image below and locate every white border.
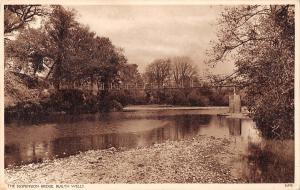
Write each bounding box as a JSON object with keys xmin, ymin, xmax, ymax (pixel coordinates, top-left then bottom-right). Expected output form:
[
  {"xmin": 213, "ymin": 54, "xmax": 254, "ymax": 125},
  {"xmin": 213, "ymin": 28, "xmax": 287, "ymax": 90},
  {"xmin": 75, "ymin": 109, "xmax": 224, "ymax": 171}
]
[{"xmin": 0, "ymin": 1, "xmax": 299, "ymax": 190}]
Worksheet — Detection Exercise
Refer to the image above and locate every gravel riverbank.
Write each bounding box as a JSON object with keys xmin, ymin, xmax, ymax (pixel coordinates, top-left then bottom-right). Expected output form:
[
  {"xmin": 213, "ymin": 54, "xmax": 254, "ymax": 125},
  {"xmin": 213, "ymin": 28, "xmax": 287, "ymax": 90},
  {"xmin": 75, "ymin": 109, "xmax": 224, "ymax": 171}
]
[{"xmin": 5, "ymin": 135, "xmax": 245, "ymax": 184}]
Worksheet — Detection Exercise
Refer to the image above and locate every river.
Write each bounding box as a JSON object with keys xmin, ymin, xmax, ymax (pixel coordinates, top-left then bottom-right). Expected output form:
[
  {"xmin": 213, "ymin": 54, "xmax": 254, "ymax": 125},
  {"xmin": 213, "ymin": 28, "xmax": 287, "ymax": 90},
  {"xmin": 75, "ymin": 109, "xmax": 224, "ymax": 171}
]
[{"xmin": 4, "ymin": 106, "xmax": 294, "ymax": 182}]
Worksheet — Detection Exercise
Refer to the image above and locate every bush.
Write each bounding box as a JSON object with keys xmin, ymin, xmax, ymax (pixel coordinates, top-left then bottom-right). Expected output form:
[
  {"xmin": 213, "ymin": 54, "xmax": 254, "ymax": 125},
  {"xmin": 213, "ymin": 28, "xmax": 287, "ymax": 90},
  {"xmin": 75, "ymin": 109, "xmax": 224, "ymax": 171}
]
[
  {"xmin": 49, "ymin": 89, "xmax": 84, "ymax": 113},
  {"xmin": 209, "ymin": 92, "xmax": 228, "ymax": 106},
  {"xmin": 187, "ymin": 90, "xmax": 209, "ymax": 106},
  {"xmin": 82, "ymin": 92, "xmax": 99, "ymax": 113},
  {"xmin": 170, "ymin": 90, "xmax": 189, "ymax": 105},
  {"xmin": 248, "ymin": 93, "xmax": 294, "ymax": 139},
  {"xmin": 109, "ymin": 100, "xmax": 123, "ymax": 111},
  {"xmin": 107, "ymin": 89, "xmax": 147, "ymax": 106},
  {"xmin": 5, "ymin": 100, "xmax": 48, "ymax": 122},
  {"xmin": 98, "ymin": 93, "xmax": 123, "ymax": 112}
]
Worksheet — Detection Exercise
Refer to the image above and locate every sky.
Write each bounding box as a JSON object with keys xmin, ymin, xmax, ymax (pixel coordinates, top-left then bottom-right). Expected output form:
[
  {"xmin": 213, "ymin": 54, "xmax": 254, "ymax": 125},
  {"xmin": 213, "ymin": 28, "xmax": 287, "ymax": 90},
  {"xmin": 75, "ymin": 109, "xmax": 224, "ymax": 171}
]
[{"xmin": 67, "ymin": 5, "xmax": 235, "ymax": 76}]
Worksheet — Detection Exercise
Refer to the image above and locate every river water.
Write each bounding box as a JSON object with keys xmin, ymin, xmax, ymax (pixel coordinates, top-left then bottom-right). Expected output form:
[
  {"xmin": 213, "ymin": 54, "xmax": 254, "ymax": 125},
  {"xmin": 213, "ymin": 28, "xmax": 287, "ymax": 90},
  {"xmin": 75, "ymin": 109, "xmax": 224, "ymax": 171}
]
[{"xmin": 5, "ymin": 106, "xmax": 294, "ymax": 183}]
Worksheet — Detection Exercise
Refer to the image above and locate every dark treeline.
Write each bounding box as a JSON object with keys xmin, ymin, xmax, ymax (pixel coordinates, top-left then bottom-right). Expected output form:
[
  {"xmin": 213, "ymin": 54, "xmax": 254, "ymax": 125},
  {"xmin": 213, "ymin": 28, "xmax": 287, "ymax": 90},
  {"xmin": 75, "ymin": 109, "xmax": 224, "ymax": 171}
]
[
  {"xmin": 4, "ymin": 5, "xmax": 229, "ymax": 122},
  {"xmin": 142, "ymin": 56, "xmax": 231, "ymax": 106},
  {"xmin": 4, "ymin": 5, "xmax": 127, "ymax": 117}
]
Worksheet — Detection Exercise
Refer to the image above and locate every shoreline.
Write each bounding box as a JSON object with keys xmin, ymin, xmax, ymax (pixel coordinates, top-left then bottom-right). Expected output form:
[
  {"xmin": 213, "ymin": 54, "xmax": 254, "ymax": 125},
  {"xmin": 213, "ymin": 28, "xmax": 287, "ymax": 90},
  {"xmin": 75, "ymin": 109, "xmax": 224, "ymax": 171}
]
[
  {"xmin": 5, "ymin": 135, "xmax": 246, "ymax": 184},
  {"xmin": 123, "ymin": 105, "xmax": 229, "ymax": 111}
]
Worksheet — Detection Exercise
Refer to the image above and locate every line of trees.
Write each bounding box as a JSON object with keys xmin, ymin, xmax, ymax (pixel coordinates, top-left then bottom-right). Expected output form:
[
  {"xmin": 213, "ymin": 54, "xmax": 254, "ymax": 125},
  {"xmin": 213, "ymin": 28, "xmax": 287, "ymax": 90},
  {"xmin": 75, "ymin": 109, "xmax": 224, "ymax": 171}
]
[
  {"xmin": 142, "ymin": 56, "xmax": 230, "ymax": 106},
  {"xmin": 3, "ymin": 5, "xmax": 231, "ymax": 116},
  {"xmin": 144, "ymin": 56, "xmax": 199, "ymax": 88},
  {"xmin": 4, "ymin": 5, "xmax": 141, "ymax": 114}
]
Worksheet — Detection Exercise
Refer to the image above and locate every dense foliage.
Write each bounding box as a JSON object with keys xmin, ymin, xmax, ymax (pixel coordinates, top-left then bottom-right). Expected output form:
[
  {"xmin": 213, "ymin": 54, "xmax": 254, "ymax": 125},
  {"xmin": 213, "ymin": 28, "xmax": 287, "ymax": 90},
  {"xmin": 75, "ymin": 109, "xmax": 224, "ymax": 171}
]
[
  {"xmin": 209, "ymin": 5, "xmax": 294, "ymax": 139},
  {"xmin": 5, "ymin": 5, "xmax": 126, "ymax": 91}
]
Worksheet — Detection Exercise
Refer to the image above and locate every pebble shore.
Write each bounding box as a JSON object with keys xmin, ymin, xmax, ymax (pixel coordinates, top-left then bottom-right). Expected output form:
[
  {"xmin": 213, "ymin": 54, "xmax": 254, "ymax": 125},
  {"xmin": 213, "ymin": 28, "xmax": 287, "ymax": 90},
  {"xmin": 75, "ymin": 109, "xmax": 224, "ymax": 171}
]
[{"xmin": 5, "ymin": 135, "xmax": 245, "ymax": 184}]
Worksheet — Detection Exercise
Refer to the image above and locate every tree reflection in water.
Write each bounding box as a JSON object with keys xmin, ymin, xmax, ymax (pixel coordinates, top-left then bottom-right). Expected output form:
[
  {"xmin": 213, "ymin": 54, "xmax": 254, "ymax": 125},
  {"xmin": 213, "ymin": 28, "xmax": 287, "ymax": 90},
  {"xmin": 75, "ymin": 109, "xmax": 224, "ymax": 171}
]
[
  {"xmin": 217, "ymin": 117, "xmax": 294, "ymax": 183},
  {"xmin": 5, "ymin": 111, "xmax": 294, "ymax": 182}
]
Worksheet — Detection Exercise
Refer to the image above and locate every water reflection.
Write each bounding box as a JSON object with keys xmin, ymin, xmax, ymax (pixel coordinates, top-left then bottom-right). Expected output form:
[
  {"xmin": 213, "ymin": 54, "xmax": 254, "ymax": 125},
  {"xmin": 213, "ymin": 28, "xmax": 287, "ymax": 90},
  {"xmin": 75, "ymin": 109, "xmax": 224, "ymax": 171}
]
[
  {"xmin": 5, "ymin": 114, "xmax": 209, "ymax": 167},
  {"xmin": 227, "ymin": 119, "xmax": 241, "ymax": 136},
  {"xmin": 5, "ymin": 110, "xmax": 294, "ymax": 182},
  {"xmin": 216, "ymin": 117, "xmax": 294, "ymax": 183}
]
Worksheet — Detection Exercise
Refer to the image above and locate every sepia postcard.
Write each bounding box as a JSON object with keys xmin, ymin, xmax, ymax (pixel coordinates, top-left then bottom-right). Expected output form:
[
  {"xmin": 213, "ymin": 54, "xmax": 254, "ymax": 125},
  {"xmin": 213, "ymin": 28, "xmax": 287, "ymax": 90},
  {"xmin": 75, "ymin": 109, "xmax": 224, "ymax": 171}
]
[{"xmin": 1, "ymin": 0, "xmax": 299, "ymax": 189}]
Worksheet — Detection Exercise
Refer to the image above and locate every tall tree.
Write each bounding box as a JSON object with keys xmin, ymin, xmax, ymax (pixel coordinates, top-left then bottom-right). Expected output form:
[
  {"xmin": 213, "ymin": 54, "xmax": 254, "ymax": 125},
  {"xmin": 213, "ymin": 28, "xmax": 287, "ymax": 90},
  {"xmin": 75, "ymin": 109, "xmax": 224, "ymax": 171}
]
[
  {"xmin": 208, "ymin": 5, "xmax": 294, "ymax": 139},
  {"xmin": 171, "ymin": 56, "xmax": 197, "ymax": 87},
  {"xmin": 90, "ymin": 38, "xmax": 127, "ymax": 91},
  {"xmin": 5, "ymin": 5, "xmax": 78, "ymax": 82},
  {"xmin": 44, "ymin": 5, "xmax": 79, "ymax": 89},
  {"xmin": 145, "ymin": 58, "xmax": 172, "ymax": 88},
  {"xmin": 4, "ymin": 5, "xmax": 47, "ymax": 75},
  {"xmin": 118, "ymin": 64, "xmax": 143, "ymax": 87}
]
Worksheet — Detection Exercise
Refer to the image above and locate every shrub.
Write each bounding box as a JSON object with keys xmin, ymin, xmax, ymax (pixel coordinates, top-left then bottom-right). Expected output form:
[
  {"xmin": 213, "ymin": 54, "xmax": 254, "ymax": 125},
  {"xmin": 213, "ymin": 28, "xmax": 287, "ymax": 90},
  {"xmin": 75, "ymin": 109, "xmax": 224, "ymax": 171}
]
[
  {"xmin": 109, "ymin": 100, "xmax": 123, "ymax": 111},
  {"xmin": 49, "ymin": 89, "xmax": 84, "ymax": 113},
  {"xmin": 209, "ymin": 92, "xmax": 228, "ymax": 106},
  {"xmin": 171, "ymin": 90, "xmax": 189, "ymax": 105},
  {"xmin": 187, "ymin": 91, "xmax": 198, "ymax": 106}
]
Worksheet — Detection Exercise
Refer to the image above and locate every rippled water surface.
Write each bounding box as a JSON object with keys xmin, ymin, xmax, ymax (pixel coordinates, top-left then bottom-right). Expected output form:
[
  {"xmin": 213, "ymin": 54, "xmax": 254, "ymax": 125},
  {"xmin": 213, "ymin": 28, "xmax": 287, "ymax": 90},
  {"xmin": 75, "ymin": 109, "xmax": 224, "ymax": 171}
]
[{"xmin": 5, "ymin": 106, "xmax": 294, "ymax": 182}]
